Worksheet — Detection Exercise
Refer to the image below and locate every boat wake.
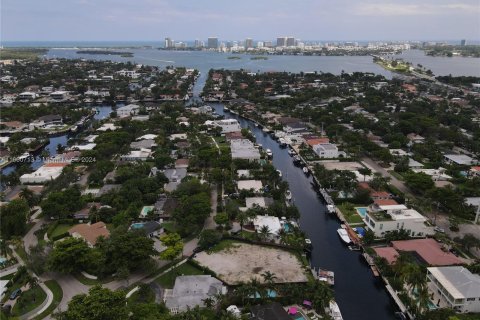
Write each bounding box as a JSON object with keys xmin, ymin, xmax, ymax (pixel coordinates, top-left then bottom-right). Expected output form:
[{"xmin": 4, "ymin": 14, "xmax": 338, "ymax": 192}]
[{"xmin": 135, "ymin": 55, "xmax": 175, "ymax": 63}]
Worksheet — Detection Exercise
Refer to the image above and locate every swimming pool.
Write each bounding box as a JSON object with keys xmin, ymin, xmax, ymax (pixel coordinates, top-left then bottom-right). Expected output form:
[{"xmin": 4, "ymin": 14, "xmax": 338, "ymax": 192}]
[
  {"xmin": 283, "ymin": 223, "xmax": 292, "ymax": 232},
  {"xmin": 131, "ymin": 223, "xmax": 145, "ymax": 229},
  {"xmin": 355, "ymin": 207, "xmax": 368, "ymax": 218}
]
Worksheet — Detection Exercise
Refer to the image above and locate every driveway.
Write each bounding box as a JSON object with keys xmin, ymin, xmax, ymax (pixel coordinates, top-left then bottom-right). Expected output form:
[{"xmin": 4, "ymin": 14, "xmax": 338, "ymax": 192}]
[{"xmin": 361, "ymin": 157, "xmax": 414, "ymax": 197}]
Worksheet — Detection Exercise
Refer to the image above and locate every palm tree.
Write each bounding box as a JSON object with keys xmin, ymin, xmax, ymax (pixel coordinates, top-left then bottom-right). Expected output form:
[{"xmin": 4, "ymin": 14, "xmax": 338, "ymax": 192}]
[
  {"xmin": 259, "ymin": 225, "xmax": 270, "ymax": 241},
  {"xmin": 261, "ymin": 271, "xmax": 277, "ymax": 285},
  {"xmin": 19, "ymin": 187, "xmax": 36, "ymax": 208},
  {"xmin": 202, "ymin": 297, "xmax": 215, "ymax": 309},
  {"xmin": 358, "ymin": 167, "xmax": 372, "ymax": 182},
  {"xmin": 237, "ymin": 212, "xmax": 249, "ymax": 233}
]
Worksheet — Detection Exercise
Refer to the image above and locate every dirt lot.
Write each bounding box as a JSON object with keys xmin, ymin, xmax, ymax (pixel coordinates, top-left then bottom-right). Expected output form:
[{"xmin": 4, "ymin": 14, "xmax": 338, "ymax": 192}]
[
  {"xmin": 194, "ymin": 242, "xmax": 308, "ymax": 285},
  {"xmin": 322, "ymin": 161, "xmax": 363, "ymax": 171}
]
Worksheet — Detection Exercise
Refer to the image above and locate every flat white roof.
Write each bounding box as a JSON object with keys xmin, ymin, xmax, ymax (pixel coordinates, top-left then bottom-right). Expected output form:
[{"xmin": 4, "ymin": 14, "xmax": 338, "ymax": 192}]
[
  {"xmin": 428, "ymin": 266, "xmax": 480, "ymax": 299},
  {"xmin": 237, "ymin": 180, "xmax": 263, "ymax": 192},
  {"xmin": 253, "ymin": 215, "xmax": 282, "ymax": 235}
]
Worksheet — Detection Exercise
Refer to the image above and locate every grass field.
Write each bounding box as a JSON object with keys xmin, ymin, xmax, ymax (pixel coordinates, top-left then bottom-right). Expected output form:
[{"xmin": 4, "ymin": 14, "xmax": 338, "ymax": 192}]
[
  {"xmin": 11, "ymin": 285, "xmax": 47, "ymax": 317},
  {"xmin": 0, "ymin": 48, "xmax": 47, "ymax": 60},
  {"xmin": 338, "ymin": 203, "xmax": 364, "ymax": 224},
  {"xmin": 49, "ymin": 224, "xmax": 72, "ymax": 239},
  {"xmin": 155, "ymin": 262, "xmax": 205, "ymax": 288}
]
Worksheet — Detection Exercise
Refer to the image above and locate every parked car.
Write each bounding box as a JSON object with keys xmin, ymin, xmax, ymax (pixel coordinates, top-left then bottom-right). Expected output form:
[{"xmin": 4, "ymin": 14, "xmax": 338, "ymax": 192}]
[{"xmin": 9, "ymin": 289, "xmax": 22, "ymax": 300}]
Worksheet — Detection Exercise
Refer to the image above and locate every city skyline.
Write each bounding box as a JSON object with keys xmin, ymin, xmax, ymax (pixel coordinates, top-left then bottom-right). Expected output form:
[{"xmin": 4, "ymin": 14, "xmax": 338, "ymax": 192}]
[{"xmin": 2, "ymin": 0, "xmax": 480, "ymax": 42}]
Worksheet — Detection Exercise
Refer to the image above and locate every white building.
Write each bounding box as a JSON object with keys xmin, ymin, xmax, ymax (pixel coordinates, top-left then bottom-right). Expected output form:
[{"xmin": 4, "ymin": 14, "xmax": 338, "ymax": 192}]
[
  {"xmin": 313, "ymin": 143, "xmax": 339, "ymax": 158},
  {"xmin": 253, "ymin": 215, "xmax": 282, "ymax": 236},
  {"xmin": 20, "ymin": 164, "xmax": 66, "ymax": 184},
  {"xmin": 50, "ymin": 91, "xmax": 68, "ymax": 101},
  {"xmin": 18, "ymin": 92, "xmax": 38, "ymax": 100},
  {"xmin": 116, "ymin": 70, "xmax": 140, "ymax": 79},
  {"xmin": 117, "ymin": 104, "xmax": 140, "ymax": 118},
  {"xmin": 205, "ymin": 119, "xmax": 242, "ymax": 133},
  {"xmin": 427, "ymin": 266, "xmax": 480, "ymax": 313},
  {"xmin": 364, "ymin": 205, "xmax": 434, "ymax": 238},
  {"xmin": 230, "ymin": 139, "xmax": 260, "ymax": 161},
  {"xmin": 237, "ymin": 180, "xmax": 263, "ymax": 192},
  {"xmin": 443, "ymin": 154, "xmax": 477, "ymax": 166},
  {"xmin": 120, "ymin": 148, "xmax": 152, "ymax": 161}
]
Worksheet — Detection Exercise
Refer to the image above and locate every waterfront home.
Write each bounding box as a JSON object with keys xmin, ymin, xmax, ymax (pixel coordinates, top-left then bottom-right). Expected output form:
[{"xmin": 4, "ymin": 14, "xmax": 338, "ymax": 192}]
[
  {"xmin": 164, "ymin": 275, "xmax": 226, "ymax": 314},
  {"xmin": 230, "ymin": 139, "xmax": 261, "ymax": 161},
  {"xmin": 117, "ymin": 104, "xmax": 140, "ymax": 118},
  {"xmin": 69, "ymin": 221, "xmax": 110, "ymax": 247},
  {"xmin": 204, "ymin": 119, "xmax": 242, "ymax": 133},
  {"xmin": 374, "ymin": 238, "xmax": 464, "ymax": 266},
  {"xmin": 363, "ymin": 204, "xmax": 434, "ymax": 238},
  {"xmin": 244, "ymin": 197, "xmax": 274, "ymax": 210},
  {"xmin": 97, "ymin": 123, "xmax": 119, "ymax": 131},
  {"xmin": 129, "ymin": 221, "xmax": 162, "ymax": 238},
  {"xmin": 29, "ymin": 114, "xmax": 63, "ymax": 129},
  {"xmin": 312, "ymin": 143, "xmax": 339, "ymax": 159},
  {"xmin": 19, "ymin": 163, "xmax": 67, "ymax": 184},
  {"xmin": 427, "ymin": 266, "xmax": 480, "ymax": 313},
  {"xmin": 253, "ymin": 215, "xmax": 282, "ymax": 236}
]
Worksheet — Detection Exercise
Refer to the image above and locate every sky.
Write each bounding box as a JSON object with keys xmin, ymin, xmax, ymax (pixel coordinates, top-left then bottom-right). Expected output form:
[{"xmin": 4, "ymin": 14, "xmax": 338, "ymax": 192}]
[{"xmin": 2, "ymin": 0, "xmax": 479, "ymax": 42}]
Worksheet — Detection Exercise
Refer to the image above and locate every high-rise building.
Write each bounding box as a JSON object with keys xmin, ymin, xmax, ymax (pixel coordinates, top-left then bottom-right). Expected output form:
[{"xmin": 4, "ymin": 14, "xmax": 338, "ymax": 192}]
[
  {"xmin": 245, "ymin": 38, "xmax": 254, "ymax": 49},
  {"xmin": 461, "ymin": 39, "xmax": 467, "ymax": 46},
  {"xmin": 264, "ymin": 41, "xmax": 273, "ymax": 47},
  {"xmin": 276, "ymin": 37, "xmax": 287, "ymax": 47},
  {"xmin": 194, "ymin": 39, "xmax": 203, "ymax": 48},
  {"xmin": 208, "ymin": 37, "xmax": 219, "ymax": 49},
  {"xmin": 286, "ymin": 37, "xmax": 295, "ymax": 47},
  {"xmin": 165, "ymin": 37, "xmax": 174, "ymax": 48}
]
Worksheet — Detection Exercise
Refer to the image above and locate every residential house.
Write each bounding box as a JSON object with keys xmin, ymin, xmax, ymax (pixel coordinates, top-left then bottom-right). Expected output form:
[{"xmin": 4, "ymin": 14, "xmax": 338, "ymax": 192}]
[
  {"xmin": 312, "ymin": 143, "xmax": 339, "ymax": 159},
  {"xmin": 443, "ymin": 154, "xmax": 477, "ymax": 166},
  {"xmin": 204, "ymin": 119, "xmax": 242, "ymax": 133},
  {"xmin": 68, "ymin": 222, "xmax": 110, "ymax": 247},
  {"xmin": 20, "ymin": 163, "xmax": 67, "ymax": 184},
  {"xmin": 230, "ymin": 139, "xmax": 261, "ymax": 161},
  {"xmin": 18, "ymin": 92, "xmax": 38, "ymax": 100},
  {"xmin": 117, "ymin": 104, "xmax": 140, "ymax": 118},
  {"xmin": 237, "ymin": 180, "xmax": 263, "ymax": 193},
  {"xmin": 253, "ymin": 215, "xmax": 282, "ymax": 236},
  {"xmin": 129, "ymin": 221, "xmax": 162, "ymax": 238},
  {"xmin": 250, "ymin": 303, "xmax": 291, "ymax": 320},
  {"xmin": 427, "ymin": 266, "xmax": 480, "ymax": 313},
  {"xmin": 120, "ymin": 149, "xmax": 152, "ymax": 161},
  {"xmin": 164, "ymin": 168, "xmax": 187, "ymax": 192}
]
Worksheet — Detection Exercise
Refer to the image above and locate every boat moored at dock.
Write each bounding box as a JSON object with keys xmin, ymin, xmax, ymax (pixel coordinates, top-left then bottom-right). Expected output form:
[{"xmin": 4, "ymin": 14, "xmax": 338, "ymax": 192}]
[{"xmin": 337, "ymin": 228, "xmax": 352, "ymax": 244}]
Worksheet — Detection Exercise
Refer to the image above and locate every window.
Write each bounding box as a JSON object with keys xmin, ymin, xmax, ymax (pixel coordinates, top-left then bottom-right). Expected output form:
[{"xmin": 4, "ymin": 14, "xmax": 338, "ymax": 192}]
[
  {"xmin": 380, "ymin": 224, "xmax": 383, "ymax": 230},
  {"xmin": 467, "ymin": 298, "xmax": 475, "ymax": 301}
]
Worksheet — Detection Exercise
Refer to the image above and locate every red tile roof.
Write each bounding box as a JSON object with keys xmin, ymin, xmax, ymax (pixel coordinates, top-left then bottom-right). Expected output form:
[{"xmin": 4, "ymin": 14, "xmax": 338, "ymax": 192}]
[
  {"xmin": 392, "ymin": 238, "xmax": 464, "ymax": 266},
  {"xmin": 373, "ymin": 199, "xmax": 399, "ymax": 206},
  {"xmin": 306, "ymin": 138, "xmax": 330, "ymax": 146},
  {"xmin": 69, "ymin": 222, "xmax": 110, "ymax": 246},
  {"xmin": 374, "ymin": 247, "xmax": 399, "ymax": 265}
]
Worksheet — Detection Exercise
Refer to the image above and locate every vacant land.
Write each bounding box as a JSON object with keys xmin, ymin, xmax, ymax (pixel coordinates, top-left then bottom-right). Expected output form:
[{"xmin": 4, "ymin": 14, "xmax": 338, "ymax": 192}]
[
  {"xmin": 322, "ymin": 162, "xmax": 363, "ymax": 171},
  {"xmin": 194, "ymin": 242, "xmax": 308, "ymax": 285}
]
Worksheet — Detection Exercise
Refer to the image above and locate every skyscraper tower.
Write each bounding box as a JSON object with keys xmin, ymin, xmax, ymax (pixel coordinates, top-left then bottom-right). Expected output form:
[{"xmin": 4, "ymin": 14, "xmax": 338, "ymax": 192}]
[
  {"xmin": 207, "ymin": 37, "xmax": 219, "ymax": 49},
  {"xmin": 286, "ymin": 37, "xmax": 295, "ymax": 47},
  {"xmin": 245, "ymin": 38, "xmax": 254, "ymax": 49},
  {"xmin": 164, "ymin": 37, "xmax": 174, "ymax": 48},
  {"xmin": 276, "ymin": 37, "xmax": 287, "ymax": 47}
]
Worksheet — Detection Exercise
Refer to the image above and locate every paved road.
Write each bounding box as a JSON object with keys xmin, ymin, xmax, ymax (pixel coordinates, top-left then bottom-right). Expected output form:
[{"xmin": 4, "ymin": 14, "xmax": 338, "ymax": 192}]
[
  {"xmin": 361, "ymin": 157, "xmax": 414, "ymax": 197},
  {"xmin": 45, "ymin": 273, "xmax": 89, "ymax": 314},
  {"xmin": 24, "ymin": 209, "xmax": 45, "ymax": 254}
]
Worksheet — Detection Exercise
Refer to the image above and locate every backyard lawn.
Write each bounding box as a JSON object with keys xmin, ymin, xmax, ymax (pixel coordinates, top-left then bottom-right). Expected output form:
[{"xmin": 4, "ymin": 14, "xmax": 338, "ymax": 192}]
[
  {"xmin": 155, "ymin": 262, "xmax": 205, "ymax": 289},
  {"xmin": 49, "ymin": 224, "xmax": 72, "ymax": 239},
  {"xmin": 338, "ymin": 203, "xmax": 365, "ymax": 224}
]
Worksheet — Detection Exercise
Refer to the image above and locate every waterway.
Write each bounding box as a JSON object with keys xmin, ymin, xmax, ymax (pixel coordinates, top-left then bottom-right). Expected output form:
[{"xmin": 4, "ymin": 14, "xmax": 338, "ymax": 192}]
[
  {"xmin": 46, "ymin": 48, "xmax": 480, "ymax": 77},
  {"xmin": 0, "ymin": 105, "xmax": 112, "ymax": 177},
  {"xmin": 211, "ymin": 103, "xmax": 398, "ymax": 320}
]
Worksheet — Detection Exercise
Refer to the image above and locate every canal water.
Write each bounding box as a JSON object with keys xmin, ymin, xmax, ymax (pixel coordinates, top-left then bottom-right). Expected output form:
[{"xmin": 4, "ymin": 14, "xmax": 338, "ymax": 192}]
[
  {"xmin": 211, "ymin": 104, "xmax": 398, "ymax": 320},
  {"xmin": 0, "ymin": 105, "xmax": 112, "ymax": 177}
]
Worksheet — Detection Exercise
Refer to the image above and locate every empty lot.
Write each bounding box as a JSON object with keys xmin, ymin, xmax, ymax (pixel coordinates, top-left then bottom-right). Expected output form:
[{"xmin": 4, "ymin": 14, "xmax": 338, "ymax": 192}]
[{"xmin": 194, "ymin": 242, "xmax": 308, "ymax": 285}]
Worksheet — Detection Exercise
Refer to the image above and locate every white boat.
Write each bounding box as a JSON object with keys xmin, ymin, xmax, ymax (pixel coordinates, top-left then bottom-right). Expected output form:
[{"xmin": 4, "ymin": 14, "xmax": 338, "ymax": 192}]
[
  {"xmin": 265, "ymin": 149, "xmax": 273, "ymax": 158},
  {"xmin": 276, "ymin": 169, "xmax": 282, "ymax": 177},
  {"xmin": 183, "ymin": 94, "xmax": 190, "ymax": 101},
  {"xmin": 337, "ymin": 228, "xmax": 351, "ymax": 244},
  {"xmin": 15, "ymin": 152, "xmax": 31, "ymax": 162},
  {"xmin": 285, "ymin": 190, "xmax": 292, "ymax": 201},
  {"xmin": 287, "ymin": 149, "xmax": 295, "ymax": 156},
  {"xmin": 278, "ymin": 137, "xmax": 287, "ymax": 147},
  {"xmin": 327, "ymin": 204, "xmax": 336, "ymax": 214},
  {"xmin": 302, "ymin": 167, "xmax": 309, "ymax": 175},
  {"xmin": 317, "ymin": 268, "xmax": 335, "ymax": 286},
  {"xmin": 329, "ymin": 300, "xmax": 343, "ymax": 320}
]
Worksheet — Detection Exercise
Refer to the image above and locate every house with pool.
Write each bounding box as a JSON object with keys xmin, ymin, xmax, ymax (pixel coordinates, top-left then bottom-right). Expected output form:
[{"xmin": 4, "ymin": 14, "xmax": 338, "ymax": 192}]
[{"xmin": 363, "ymin": 201, "xmax": 434, "ymax": 238}]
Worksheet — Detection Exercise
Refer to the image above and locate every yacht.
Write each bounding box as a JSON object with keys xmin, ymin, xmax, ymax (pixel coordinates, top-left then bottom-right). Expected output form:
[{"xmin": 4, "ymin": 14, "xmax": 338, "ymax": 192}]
[
  {"xmin": 329, "ymin": 300, "xmax": 343, "ymax": 320},
  {"xmin": 337, "ymin": 228, "xmax": 352, "ymax": 244},
  {"xmin": 287, "ymin": 149, "xmax": 295, "ymax": 156},
  {"xmin": 265, "ymin": 149, "xmax": 273, "ymax": 158},
  {"xmin": 278, "ymin": 137, "xmax": 287, "ymax": 147},
  {"xmin": 327, "ymin": 204, "xmax": 336, "ymax": 214},
  {"xmin": 302, "ymin": 167, "xmax": 309, "ymax": 175}
]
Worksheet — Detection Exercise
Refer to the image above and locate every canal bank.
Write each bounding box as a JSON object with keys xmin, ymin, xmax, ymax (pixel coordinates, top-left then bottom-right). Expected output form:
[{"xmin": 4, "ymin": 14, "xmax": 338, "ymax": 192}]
[{"xmin": 211, "ymin": 103, "xmax": 398, "ymax": 320}]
